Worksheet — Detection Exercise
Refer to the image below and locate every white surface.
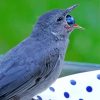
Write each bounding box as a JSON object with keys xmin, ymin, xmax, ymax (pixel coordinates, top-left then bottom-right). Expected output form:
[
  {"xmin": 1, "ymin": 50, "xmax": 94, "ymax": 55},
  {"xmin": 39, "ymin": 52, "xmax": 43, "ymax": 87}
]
[{"xmin": 34, "ymin": 70, "xmax": 100, "ymax": 100}]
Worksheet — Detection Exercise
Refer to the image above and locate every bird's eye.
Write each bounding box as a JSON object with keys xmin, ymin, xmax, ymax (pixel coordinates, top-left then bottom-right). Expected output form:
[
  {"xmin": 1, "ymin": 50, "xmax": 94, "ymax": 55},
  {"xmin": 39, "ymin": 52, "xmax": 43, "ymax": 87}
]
[
  {"xmin": 66, "ymin": 15, "xmax": 75, "ymax": 26},
  {"xmin": 57, "ymin": 17, "xmax": 63, "ymax": 22}
]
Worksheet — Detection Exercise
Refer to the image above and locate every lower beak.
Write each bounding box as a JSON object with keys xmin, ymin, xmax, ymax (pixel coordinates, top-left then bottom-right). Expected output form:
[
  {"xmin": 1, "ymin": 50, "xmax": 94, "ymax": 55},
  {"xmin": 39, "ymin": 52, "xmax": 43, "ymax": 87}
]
[{"xmin": 73, "ymin": 24, "xmax": 84, "ymax": 30}]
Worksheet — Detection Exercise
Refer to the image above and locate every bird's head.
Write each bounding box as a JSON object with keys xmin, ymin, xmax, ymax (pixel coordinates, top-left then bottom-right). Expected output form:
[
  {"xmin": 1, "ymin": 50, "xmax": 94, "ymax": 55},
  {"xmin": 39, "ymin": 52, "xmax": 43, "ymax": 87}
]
[{"xmin": 33, "ymin": 5, "xmax": 83, "ymax": 40}]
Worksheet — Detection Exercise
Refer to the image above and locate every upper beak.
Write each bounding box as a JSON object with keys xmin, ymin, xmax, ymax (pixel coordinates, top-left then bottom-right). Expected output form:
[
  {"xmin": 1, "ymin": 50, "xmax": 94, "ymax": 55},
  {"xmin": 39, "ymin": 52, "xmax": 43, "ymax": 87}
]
[
  {"xmin": 63, "ymin": 4, "xmax": 78, "ymax": 16},
  {"xmin": 73, "ymin": 24, "xmax": 84, "ymax": 30}
]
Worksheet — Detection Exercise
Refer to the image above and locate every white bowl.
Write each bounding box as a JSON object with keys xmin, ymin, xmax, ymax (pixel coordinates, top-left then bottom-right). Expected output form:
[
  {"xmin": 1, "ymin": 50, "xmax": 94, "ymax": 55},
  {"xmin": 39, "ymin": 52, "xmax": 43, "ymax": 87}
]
[{"xmin": 33, "ymin": 70, "xmax": 100, "ymax": 100}]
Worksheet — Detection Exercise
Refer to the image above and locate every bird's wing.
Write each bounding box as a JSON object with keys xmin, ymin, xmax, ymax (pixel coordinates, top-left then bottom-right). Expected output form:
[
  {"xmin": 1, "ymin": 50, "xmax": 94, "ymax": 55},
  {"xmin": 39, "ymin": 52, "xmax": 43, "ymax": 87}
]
[
  {"xmin": 35, "ymin": 48, "xmax": 60, "ymax": 81},
  {"xmin": 18, "ymin": 48, "xmax": 60, "ymax": 99},
  {"xmin": 0, "ymin": 46, "xmax": 60, "ymax": 99},
  {"xmin": 0, "ymin": 53, "xmax": 40, "ymax": 98}
]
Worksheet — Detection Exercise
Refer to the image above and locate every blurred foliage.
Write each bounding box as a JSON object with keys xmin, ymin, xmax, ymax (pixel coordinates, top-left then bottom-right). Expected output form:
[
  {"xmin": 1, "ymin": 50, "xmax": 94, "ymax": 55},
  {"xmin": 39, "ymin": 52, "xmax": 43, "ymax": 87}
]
[{"xmin": 0, "ymin": 0, "xmax": 100, "ymax": 63}]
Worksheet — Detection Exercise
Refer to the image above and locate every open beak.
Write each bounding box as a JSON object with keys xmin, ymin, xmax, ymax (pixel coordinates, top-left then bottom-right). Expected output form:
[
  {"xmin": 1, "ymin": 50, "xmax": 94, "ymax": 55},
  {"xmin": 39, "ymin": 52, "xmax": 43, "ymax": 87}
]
[
  {"xmin": 73, "ymin": 24, "xmax": 84, "ymax": 30},
  {"xmin": 64, "ymin": 4, "xmax": 84, "ymax": 30}
]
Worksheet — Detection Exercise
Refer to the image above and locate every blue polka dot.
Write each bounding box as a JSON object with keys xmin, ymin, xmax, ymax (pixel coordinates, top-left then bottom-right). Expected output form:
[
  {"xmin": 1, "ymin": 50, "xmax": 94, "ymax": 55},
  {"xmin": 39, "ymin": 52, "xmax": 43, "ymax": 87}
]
[
  {"xmin": 86, "ymin": 86, "xmax": 93, "ymax": 92},
  {"xmin": 37, "ymin": 96, "xmax": 42, "ymax": 100},
  {"xmin": 79, "ymin": 98, "xmax": 84, "ymax": 100},
  {"xmin": 49, "ymin": 87, "xmax": 55, "ymax": 92},
  {"xmin": 64, "ymin": 92, "xmax": 70, "ymax": 98},
  {"xmin": 97, "ymin": 74, "xmax": 100, "ymax": 80},
  {"xmin": 70, "ymin": 80, "xmax": 76, "ymax": 85}
]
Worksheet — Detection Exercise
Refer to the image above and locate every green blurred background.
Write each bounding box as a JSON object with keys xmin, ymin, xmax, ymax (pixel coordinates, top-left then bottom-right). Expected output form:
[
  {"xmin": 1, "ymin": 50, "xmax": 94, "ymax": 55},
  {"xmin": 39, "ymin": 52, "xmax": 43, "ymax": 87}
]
[{"xmin": 0, "ymin": 0, "xmax": 100, "ymax": 64}]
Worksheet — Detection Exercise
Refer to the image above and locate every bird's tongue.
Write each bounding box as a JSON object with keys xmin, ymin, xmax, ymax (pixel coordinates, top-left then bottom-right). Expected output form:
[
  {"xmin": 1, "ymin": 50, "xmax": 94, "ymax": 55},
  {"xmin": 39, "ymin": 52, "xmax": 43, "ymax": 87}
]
[
  {"xmin": 64, "ymin": 24, "xmax": 84, "ymax": 31},
  {"xmin": 73, "ymin": 24, "xmax": 84, "ymax": 30}
]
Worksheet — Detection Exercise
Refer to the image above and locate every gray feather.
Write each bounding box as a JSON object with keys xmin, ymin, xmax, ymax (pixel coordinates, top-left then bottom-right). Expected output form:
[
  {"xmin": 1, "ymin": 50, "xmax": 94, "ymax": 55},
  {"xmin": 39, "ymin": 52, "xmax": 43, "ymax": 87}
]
[{"xmin": 0, "ymin": 5, "xmax": 79, "ymax": 100}]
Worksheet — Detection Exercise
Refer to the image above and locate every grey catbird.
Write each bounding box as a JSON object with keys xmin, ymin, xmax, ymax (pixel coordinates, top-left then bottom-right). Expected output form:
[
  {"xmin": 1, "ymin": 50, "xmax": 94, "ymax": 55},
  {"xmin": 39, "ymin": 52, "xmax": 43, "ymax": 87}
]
[{"xmin": 0, "ymin": 5, "xmax": 83, "ymax": 100}]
